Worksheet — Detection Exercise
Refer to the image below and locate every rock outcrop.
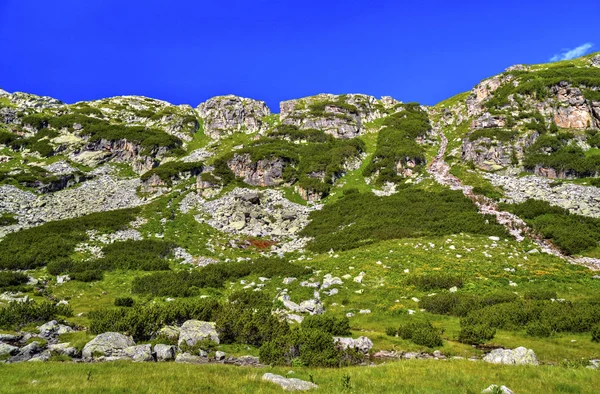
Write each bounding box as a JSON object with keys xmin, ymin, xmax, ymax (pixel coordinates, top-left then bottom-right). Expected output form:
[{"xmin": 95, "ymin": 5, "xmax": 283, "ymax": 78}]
[
  {"xmin": 262, "ymin": 373, "xmax": 318, "ymax": 391},
  {"xmin": 483, "ymin": 347, "xmax": 539, "ymax": 365},
  {"xmin": 279, "ymin": 94, "xmax": 394, "ymax": 139},
  {"xmin": 82, "ymin": 332, "xmax": 135, "ymax": 359},
  {"xmin": 178, "ymin": 320, "xmax": 220, "ymax": 347},
  {"xmin": 227, "ymin": 153, "xmax": 289, "ymax": 186},
  {"xmin": 196, "ymin": 95, "xmax": 271, "ymax": 139}
]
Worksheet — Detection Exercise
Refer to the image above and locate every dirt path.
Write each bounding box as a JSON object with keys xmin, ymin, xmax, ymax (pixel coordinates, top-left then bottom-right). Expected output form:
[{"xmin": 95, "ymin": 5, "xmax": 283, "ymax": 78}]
[{"xmin": 427, "ymin": 126, "xmax": 600, "ymax": 271}]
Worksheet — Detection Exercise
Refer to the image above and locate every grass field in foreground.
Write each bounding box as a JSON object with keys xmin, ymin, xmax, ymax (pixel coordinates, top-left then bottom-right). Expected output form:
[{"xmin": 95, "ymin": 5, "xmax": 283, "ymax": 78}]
[{"xmin": 2, "ymin": 360, "xmax": 599, "ymax": 394}]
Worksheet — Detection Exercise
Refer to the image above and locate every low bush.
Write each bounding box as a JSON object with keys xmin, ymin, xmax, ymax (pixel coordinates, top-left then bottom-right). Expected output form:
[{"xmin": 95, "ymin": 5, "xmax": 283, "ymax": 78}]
[
  {"xmin": 0, "ymin": 301, "xmax": 72, "ymax": 330},
  {"xmin": 525, "ymin": 289, "xmax": 557, "ymax": 300},
  {"xmin": 406, "ymin": 273, "xmax": 463, "ymax": 291},
  {"xmin": 301, "ymin": 315, "xmax": 351, "ymax": 336},
  {"xmin": 420, "ymin": 292, "xmax": 519, "ymax": 317},
  {"xmin": 301, "ymin": 189, "xmax": 506, "ymax": 252},
  {"xmin": 69, "ymin": 270, "xmax": 103, "ymax": 282},
  {"xmin": 592, "ymin": 324, "xmax": 600, "ymax": 343},
  {"xmin": 397, "ymin": 321, "xmax": 443, "ymax": 347},
  {"xmin": 526, "ymin": 321, "xmax": 553, "ymax": 337},
  {"xmin": 114, "ymin": 297, "xmax": 135, "ymax": 307},
  {"xmin": 140, "ymin": 161, "xmax": 203, "ymax": 184},
  {"xmin": 458, "ymin": 323, "xmax": 496, "ymax": 345},
  {"xmin": 0, "ymin": 271, "xmax": 29, "ymax": 290}
]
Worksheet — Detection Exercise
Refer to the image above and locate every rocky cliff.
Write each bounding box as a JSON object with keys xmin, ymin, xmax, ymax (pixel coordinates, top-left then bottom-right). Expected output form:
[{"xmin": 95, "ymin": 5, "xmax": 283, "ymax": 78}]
[{"xmin": 196, "ymin": 95, "xmax": 271, "ymax": 139}]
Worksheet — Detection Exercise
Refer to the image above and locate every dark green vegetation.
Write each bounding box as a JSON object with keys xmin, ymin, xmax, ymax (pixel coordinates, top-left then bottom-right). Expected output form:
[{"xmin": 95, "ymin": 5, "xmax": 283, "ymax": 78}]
[
  {"xmin": 301, "ymin": 189, "xmax": 506, "ymax": 252},
  {"xmin": 0, "ymin": 213, "xmax": 18, "ymax": 226},
  {"xmin": 500, "ymin": 199, "xmax": 600, "ymax": 255},
  {"xmin": 485, "ymin": 64, "xmax": 600, "ymax": 110},
  {"xmin": 0, "ymin": 208, "xmax": 139, "ymax": 270},
  {"xmin": 0, "ymin": 271, "xmax": 29, "ymax": 291},
  {"xmin": 467, "ymin": 128, "xmax": 518, "ymax": 142},
  {"xmin": 0, "ymin": 301, "xmax": 72, "ymax": 330},
  {"xmin": 219, "ymin": 125, "xmax": 365, "ymax": 197},
  {"xmin": 0, "ymin": 165, "xmax": 89, "ymax": 191},
  {"xmin": 140, "ymin": 161, "xmax": 203, "ymax": 184},
  {"xmin": 363, "ymin": 104, "xmax": 430, "ymax": 184},
  {"xmin": 131, "ymin": 258, "xmax": 309, "ymax": 297},
  {"xmin": 391, "ymin": 320, "xmax": 444, "ymax": 348},
  {"xmin": 524, "ymin": 132, "xmax": 600, "ymax": 177},
  {"xmin": 20, "ymin": 113, "xmax": 183, "ymax": 154},
  {"xmin": 6, "ymin": 128, "xmax": 58, "ymax": 157}
]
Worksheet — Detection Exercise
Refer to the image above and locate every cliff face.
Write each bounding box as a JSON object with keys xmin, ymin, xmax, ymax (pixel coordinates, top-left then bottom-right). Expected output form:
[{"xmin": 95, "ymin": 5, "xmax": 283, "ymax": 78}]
[
  {"xmin": 279, "ymin": 94, "xmax": 399, "ymax": 139},
  {"xmin": 227, "ymin": 153, "xmax": 288, "ymax": 187},
  {"xmin": 196, "ymin": 95, "xmax": 271, "ymax": 140}
]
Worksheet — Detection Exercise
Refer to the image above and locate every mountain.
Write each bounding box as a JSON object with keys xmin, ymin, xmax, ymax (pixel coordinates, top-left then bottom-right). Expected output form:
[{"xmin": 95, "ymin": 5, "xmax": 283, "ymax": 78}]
[{"xmin": 1, "ymin": 53, "xmax": 600, "ymax": 391}]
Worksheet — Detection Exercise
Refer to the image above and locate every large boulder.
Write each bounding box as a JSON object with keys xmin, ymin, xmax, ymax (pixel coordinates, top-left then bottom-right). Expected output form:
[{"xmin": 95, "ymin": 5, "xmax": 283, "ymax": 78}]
[
  {"xmin": 48, "ymin": 343, "xmax": 79, "ymax": 358},
  {"xmin": 333, "ymin": 336, "xmax": 373, "ymax": 354},
  {"xmin": 0, "ymin": 343, "xmax": 19, "ymax": 357},
  {"xmin": 175, "ymin": 352, "xmax": 209, "ymax": 364},
  {"xmin": 82, "ymin": 332, "xmax": 135, "ymax": 359},
  {"xmin": 196, "ymin": 95, "xmax": 271, "ymax": 139},
  {"xmin": 483, "ymin": 347, "xmax": 539, "ymax": 366},
  {"xmin": 123, "ymin": 344, "xmax": 154, "ymax": 362},
  {"xmin": 9, "ymin": 341, "xmax": 43, "ymax": 362},
  {"xmin": 262, "ymin": 373, "xmax": 318, "ymax": 391},
  {"xmin": 178, "ymin": 320, "xmax": 219, "ymax": 348},
  {"xmin": 37, "ymin": 320, "xmax": 73, "ymax": 339},
  {"xmin": 154, "ymin": 344, "xmax": 177, "ymax": 361}
]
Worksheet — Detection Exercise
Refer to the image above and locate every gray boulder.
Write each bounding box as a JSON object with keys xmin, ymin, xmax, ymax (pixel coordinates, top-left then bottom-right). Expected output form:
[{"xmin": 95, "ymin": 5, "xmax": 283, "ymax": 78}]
[
  {"xmin": 123, "ymin": 344, "xmax": 154, "ymax": 362},
  {"xmin": 37, "ymin": 320, "xmax": 73, "ymax": 339},
  {"xmin": 482, "ymin": 385, "xmax": 514, "ymax": 394},
  {"xmin": 9, "ymin": 341, "xmax": 43, "ymax": 362},
  {"xmin": 178, "ymin": 320, "xmax": 219, "ymax": 347},
  {"xmin": 322, "ymin": 274, "xmax": 343, "ymax": 289},
  {"xmin": 0, "ymin": 333, "xmax": 22, "ymax": 342},
  {"xmin": 333, "ymin": 336, "xmax": 373, "ymax": 354},
  {"xmin": 157, "ymin": 325, "xmax": 180, "ymax": 341},
  {"xmin": 483, "ymin": 347, "xmax": 539, "ymax": 365},
  {"xmin": 175, "ymin": 352, "xmax": 208, "ymax": 364},
  {"xmin": 154, "ymin": 344, "xmax": 176, "ymax": 361},
  {"xmin": 0, "ymin": 343, "xmax": 20, "ymax": 357},
  {"xmin": 48, "ymin": 343, "xmax": 79, "ymax": 358},
  {"xmin": 215, "ymin": 350, "xmax": 226, "ymax": 361},
  {"xmin": 262, "ymin": 373, "xmax": 318, "ymax": 391},
  {"xmin": 298, "ymin": 299, "xmax": 325, "ymax": 315},
  {"xmin": 82, "ymin": 332, "xmax": 135, "ymax": 359}
]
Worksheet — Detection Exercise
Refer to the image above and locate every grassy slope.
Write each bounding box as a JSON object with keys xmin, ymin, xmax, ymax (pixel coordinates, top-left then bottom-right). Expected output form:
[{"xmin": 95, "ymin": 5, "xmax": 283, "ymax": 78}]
[{"xmin": 2, "ymin": 360, "xmax": 599, "ymax": 394}]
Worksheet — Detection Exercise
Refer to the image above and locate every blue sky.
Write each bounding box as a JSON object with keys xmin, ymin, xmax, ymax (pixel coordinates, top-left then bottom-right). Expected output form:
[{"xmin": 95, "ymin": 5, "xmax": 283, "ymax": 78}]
[{"xmin": 0, "ymin": 0, "xmax": 598, "ymax": 111}]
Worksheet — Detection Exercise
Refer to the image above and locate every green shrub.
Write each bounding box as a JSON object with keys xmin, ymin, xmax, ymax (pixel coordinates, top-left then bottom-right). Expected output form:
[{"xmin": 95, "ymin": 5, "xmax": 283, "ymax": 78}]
[
  {"xmin": 89, "ymin": 298, "xmax": 221, "ymax": 341},
  {"xmin": 592, "ymin": 324, "xmax": 600, "ymax": 343},
  {"xmin": 0, "ymin": 301, "xmax": 72, "ymax": 330},
  {"xmin": 140, "ymin": 161, "xmax": 203, "ymax": 184},
  {"xmin": 0, "ymin": 271, "xmax": 29, "ymax": 290},
  {"xmin": 397, "ymin": 321, "xmax": 442, "ymax": 347},
  {"xmin": 0, "ymin": 208, "xmax": 138, "ymax": 270},
  {"xmin": 526, "ymin": 321, "xmax": 552, "ymax": 337},
  {"xmin": 298, "ymin": 329, "xmax": 342, "ymax": 367},
  {"xmin": 385, "ymin": 326, "xmax": 397, "ymax": 336},
  {"xmin": 406, "ymin": 273, "xmax": 463, "ymax": 291},
  {"xmin": 0, "ymin": 213, "xmax": 18, "ymax": 226},
  {"xmin": 114, "ymin": 297, "xmax": 135, "ymax": 307},
  {"xmin": 301, "ymin": 315, "xmax": 351, "ymax": 336},
  {"xmin": 301, "ymin": 189, "xmax": 506, "ymax": 252},
  {"xmin": 525, "ymin": 289, "xmax": 557, "ymax": 300},
  {"xmin": 458, "ymin": 323, "xmax": 496, "ymax": 345},
  {"xmin": 420, "ymin": 292, "xmax": 519, "ymax": 317},
  {"xmin": 69, "ymin": 270, "xmax": 103, "ymax": 282}
]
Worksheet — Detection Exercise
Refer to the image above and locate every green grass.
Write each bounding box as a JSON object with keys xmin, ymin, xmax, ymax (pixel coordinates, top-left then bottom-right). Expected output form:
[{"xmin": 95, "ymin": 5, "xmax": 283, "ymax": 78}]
[{"xmin": 2, "ymin": 360, "xmax": 600, "ymax": 393}]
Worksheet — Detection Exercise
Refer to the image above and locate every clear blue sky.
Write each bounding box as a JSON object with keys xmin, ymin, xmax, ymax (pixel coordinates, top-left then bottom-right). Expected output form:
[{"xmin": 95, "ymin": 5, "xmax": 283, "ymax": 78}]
[{"xmin": 1, "ymin": 0, "xmax": 598, "ymax": 111}]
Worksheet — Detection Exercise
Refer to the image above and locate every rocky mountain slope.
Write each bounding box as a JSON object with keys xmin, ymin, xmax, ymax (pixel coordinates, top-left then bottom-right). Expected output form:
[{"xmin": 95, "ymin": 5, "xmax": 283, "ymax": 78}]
[{"xmin": 1, "ymin": 53, "xmax": 600, "ymax": 378}]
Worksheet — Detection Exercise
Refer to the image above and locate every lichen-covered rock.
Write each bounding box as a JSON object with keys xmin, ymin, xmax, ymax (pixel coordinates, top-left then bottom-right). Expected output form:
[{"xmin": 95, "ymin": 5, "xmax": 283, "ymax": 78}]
[
  {"xmin": 174, "ymin": 352, "xmax": 209, "ymax": 364},
  {"xmin": 279, "ymin": 93, "xmax": 392, "ymax": 139},
  {"xmin": 228, "ymin": 153, "xmax": 288, "ymax": 186},
  {"xmin": 333, "ymin": 336, "xmax": 373, "ymax": 353},
  {"xmin": 483, "ymin": 347, "xmax": 539, "ymax": 365},
  {"xmin": 482, "ymin": 385, "xmax": 515, "ymax": 394},
  {"xmin": 462, "ymin": 132, "xmax": 537, "ymax": 171},
  {"xmin": 550, "ymin": 83, "xmax": 597, "ymax": 129},
  {"xmin": 123, "ymin": 344, "xmax": 154, "ymax": 362},
  {"xmin": 154, "ymin": 344, "xmax": 176, "ymax": 361},
  {"xmin": 590, "ymin": 55, "xmax": 600, "ymax": 68},
  {"xmin": 0, "ymin": 343, "xmax": 19, "ymax": 357},
  {"xmin": 178, "ymin": 320, "xmax": 219, "ymax": 347},
  {"xmin": 82, "ymin": 332, "xmax": 135, "ymax": 359},
  {"xmin": 196, "ymin": 95, "xmax": 271, "ymax": 139},
  {"xmin": 9, "ymin": 341, "xmax": 43, "ymax": 362},
  {"xmin": 262, "ymin": 373, "xmax": 318, "ymax": 391},
  {"xmin": 48, "ymin": 343, "xmax": 79, "ymax": 358}
]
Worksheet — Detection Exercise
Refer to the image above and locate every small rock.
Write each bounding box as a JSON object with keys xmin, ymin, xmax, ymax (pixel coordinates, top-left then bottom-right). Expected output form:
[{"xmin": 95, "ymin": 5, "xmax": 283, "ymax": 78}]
[{"xmin": 262, "ymin": 373, "xmax": 318, "ymax": 391}]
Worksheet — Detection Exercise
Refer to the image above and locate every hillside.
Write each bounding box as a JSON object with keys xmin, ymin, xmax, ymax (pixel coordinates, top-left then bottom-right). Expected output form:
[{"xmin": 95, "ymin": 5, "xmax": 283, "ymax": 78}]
[{"xmin": 1, "ymin": 53, "xmax": 600, "ymax": 393}]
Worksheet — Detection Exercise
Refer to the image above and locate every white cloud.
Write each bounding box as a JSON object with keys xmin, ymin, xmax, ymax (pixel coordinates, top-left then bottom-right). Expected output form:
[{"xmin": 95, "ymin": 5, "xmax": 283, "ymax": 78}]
[{"xmin": 550, "ymin": 43, "xmax": 594, "ymax": 62}]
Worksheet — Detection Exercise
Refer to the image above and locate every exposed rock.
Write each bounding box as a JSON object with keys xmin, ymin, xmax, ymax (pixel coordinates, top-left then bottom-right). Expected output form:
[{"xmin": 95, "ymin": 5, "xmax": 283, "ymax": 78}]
[
  {"xmin": 37, "ymin": 320, "xmax": 73, "ymax": 340},
  {"xmin": 333, "ymin": 336, "xmax": 373, "ymax": 354},
  {"xmin": 471, "ymin": 114, "xmax": 506, "ymax": 129},
  {"xmin": 262, "ymin": 373, "xmax": 318, "ymax": 391},
  {"xmin": 228, "ymin": 153, "xmax": 288, "ymax": 186},
  {"xmin": 9, "ymin": 341, "xmax": 43, "ymax": 363},
  {"xmin": 483, "ymin": 347, "xmax": 539, "ymax": 365},
  {"xmin": 297, "ymin": 299, "xmax": 325, "ymax": 315},
  {"xmin": 123, "ymin": 344, "xmax": 154, "ymax": 362},
  {"xmin": 592, "ymin": 55, "xmax": 600, "ymax": 68},
  {"xmin": 462, "ymin": 131, "xmax": 537, "ymax": 171},
  {"xmin": 215, "ymin": 351, "xmax": 226, "ymax": 361},
  {"xmin": 550, "ymin": 83, "xmax": 597, "ymax": 129},
  {"xmin": 196, "ymin": 95, "xmax": 271, "ymax": 139},
  {"xmin": 322, "ymin": 274, "xmax": 343, "ymax": 289},
  {"xmin": 154, "ymin": 344, "xmax": 176, "ymax": 361},
  {"xmin": 48, "ymin": 343, "xmax": 79, "ymax": 358},
  {"xmin": 0, "ymin": 343, "xmax": 20, "ymax": 357},
  {"xmin": 280, "ymin": 93, "xmax": 392, "ymax": 139},
  {"xmin": 82, "ymin": 332, "xmax": 135, "ymax": 359},
  {"xmin": 178, "ymin": 320, "xmax": 219, "ymax": 347},
  {"xmin": 175, "ymin": 352, "xmax": 209, "ymax": 364},
  {"xmin": 482, "ymin": 385, "xmax": 514, "ymax": 394}
]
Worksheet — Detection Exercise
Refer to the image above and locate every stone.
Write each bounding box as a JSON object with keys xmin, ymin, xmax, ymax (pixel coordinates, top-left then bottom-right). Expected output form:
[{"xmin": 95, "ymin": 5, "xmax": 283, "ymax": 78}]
[
  {"xmin": 154, "ymin": 344, "xmax": 176, "ymax": 361},
  {"xmin": 123, "ymin": 344, "xmax": 154, "ymax": 362},
  {"xmin": 0, "ymin": 343, "xmax": 19, "ymax": 357},
  {"xmin": 9, "ymin": 341, "xmax": 43, "ymax": 362},
  {"xmin": 482, "ymin": 385, "xmax": 514, "ymax": 394},
  {"xmin": 283, "ymin": 277, "xmax": 297, "ymax": 285},
  {"xmin": 48, "ymin": 343, "xmax": 79, "ymax": 358},
  {"xmin": 175, "ymin": 352, "xmax": 209, "ymax": 364},
  {"xmin": 178, "ymin": 320, "xmax": 219, "ymax": 347},
  {"xmin": 449, "ymin": 286, "xmax": 458, "ymax": 293},
  {"xmin": 322, "ymin": 274, "xmax": 343, "ymax": 289},
  {"xmin": 37, "ymin": 320, "xmax": 73, "ymax": 339},
  {"xmin": 82, "ymin": 332, "xmax": 135, "ymax": 359},
  {"xmin": 262, "ymin": 373, "xmax": 318, "ymax": 391},
  {"xmin": 333, "ymin": 336, "xmax": 373, "ymax": 354},
  {"xmin": 298, "ymin": 299, "xmax": 325, "ymax": 315},
  {"xmin": 483, "ymin": 347, "xmax": 539, "ymax": 365},
  {"xmin": 215, "ymin": 351, "xmax": 226, "ymax": 361},
  {"xmin": 157, "ymin": 325, "xmax": 180, "ymax": 341}
]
